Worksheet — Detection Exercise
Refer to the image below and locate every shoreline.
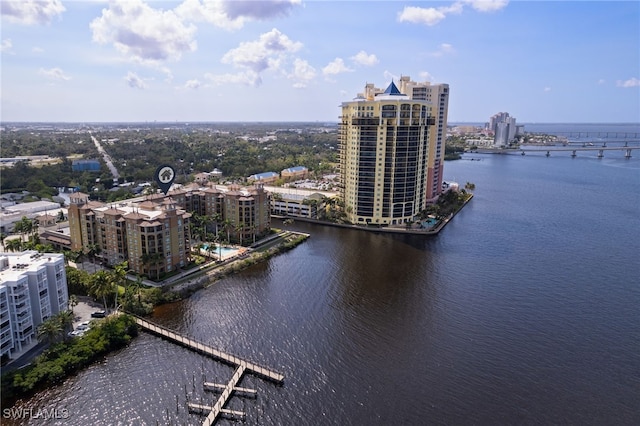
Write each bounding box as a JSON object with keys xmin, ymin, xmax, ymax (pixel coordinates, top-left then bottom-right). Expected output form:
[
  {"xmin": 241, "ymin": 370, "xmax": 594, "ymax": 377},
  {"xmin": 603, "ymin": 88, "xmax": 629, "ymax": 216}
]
[
  {"xmin": 273, "ymin": 192, "xmax": 473, "ymax": 236},
  {"xmin": 162, "ymin": 230, "xmax": 311, "ymax": 297}
]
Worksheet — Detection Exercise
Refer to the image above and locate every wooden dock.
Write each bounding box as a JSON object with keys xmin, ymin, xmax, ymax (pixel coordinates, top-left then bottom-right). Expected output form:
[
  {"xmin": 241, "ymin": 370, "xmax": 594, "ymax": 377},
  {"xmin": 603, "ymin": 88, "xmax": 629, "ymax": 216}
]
[
  {"xmin": 133, "ymin": 316, "xmax": 284, "ymax": 383},
  {"xmin": 132, "ymin": 316, "xmax": 285, "ymax": 425},
  {"xmin": 204, "ymin": 381, "xmax": 258, "ymax": 398}
]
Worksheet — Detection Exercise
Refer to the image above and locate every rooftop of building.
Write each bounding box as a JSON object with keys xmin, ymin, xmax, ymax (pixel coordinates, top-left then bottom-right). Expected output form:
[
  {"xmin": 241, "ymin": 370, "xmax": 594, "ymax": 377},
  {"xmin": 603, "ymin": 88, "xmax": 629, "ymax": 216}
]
[
  {"xmin": 0, "ymin": 251, "xmax": 64, "ymax": 285},
  {"xmin": 282, "ymin": 166, "xmax": 308, "ymax": 173},
  {"xmin": 249, "ymin": 171, "xmax": 279, "ymax": 179}
]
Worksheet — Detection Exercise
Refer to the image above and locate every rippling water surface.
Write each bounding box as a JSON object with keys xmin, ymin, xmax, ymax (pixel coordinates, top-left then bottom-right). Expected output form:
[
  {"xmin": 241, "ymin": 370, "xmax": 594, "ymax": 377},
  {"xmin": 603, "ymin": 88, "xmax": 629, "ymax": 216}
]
[{"xmin": 8, "ymin": 141, "xmax": 640, "ymax": 425}]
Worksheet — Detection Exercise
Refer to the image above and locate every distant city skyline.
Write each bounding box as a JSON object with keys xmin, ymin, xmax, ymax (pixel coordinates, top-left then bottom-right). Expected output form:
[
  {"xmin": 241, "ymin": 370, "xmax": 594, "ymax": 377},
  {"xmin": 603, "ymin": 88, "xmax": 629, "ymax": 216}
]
[{"xmin": 1, "ymin": 1, "xmax": 638, "ymax": 123}]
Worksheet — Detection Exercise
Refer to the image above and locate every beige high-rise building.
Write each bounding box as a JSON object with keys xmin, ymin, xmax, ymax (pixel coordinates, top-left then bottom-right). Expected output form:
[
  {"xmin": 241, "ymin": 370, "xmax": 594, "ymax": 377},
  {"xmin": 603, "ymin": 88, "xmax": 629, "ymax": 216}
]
[{"xmin": 338, "ymin": 77, "xmax": 449, "ymax": 226}]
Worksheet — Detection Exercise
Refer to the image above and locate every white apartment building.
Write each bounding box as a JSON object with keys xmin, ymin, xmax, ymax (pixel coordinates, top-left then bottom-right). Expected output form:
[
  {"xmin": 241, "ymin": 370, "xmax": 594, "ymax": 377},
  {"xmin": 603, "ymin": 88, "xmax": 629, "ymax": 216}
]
[{"xmin": 0, "ymin": 251, "xmax": 68, "ymax": 360}]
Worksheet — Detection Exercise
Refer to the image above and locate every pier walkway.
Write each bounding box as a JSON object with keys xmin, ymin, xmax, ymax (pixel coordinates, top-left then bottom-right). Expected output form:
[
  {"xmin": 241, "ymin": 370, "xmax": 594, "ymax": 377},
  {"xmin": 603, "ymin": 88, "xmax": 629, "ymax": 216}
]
[
  {"xmin": 202, "ymin": 365, "xmax": 245, "ymax": 425},
  {"xmin": 132, "ymin": 316, "xmax": 284, "ymax": 383},
  {"xmin": 133, "ymin": 316, "xmax": 284, "ymax": 424}
]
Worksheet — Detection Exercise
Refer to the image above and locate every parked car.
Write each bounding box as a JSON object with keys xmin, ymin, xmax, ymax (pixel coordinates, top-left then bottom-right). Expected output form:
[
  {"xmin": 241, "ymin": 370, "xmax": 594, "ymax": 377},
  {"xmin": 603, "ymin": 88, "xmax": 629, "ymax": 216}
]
[
  {"xmin": 91, "ymin": 310, "xmax": 106, "ymax": 318},
  {"xmin": 76, "ymin": 322, "xmax": 90, "ymax": 331}
]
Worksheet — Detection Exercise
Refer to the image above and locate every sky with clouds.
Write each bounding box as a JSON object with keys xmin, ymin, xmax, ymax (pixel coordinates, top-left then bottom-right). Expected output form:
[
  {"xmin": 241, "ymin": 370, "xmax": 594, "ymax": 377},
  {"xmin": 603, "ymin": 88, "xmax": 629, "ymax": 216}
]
[{"xmin": 1, "ymin": 0, "xmax": 638, "ymax": 123}]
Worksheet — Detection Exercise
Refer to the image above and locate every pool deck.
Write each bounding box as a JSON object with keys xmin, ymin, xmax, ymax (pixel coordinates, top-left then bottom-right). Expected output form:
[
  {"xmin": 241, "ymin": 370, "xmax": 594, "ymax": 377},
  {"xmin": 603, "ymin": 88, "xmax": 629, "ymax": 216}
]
[
  {"xmin": 198, "ymin": 244, "xmax": 247, "ymax": 261},
  {"xmin": 125, "ymin": 229, "xmax": 308, "ymax": 291}
]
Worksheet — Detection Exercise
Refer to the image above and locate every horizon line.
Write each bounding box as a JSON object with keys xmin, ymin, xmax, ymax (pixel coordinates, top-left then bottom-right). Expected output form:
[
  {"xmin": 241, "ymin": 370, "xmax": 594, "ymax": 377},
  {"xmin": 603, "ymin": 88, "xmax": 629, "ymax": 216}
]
[{"xmin": 1, "ymin": 121, "xmax": 639, "ymax": 125}]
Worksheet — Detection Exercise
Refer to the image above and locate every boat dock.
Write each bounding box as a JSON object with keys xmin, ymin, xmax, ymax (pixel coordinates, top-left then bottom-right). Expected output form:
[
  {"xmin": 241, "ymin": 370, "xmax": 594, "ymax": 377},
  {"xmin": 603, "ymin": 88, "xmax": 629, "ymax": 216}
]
[
  {"xmin": 133, "ymin": 316, "xmax": 284, "ymax": 383},
  {"xmin": 132, "ymin": 316, "xmax": 284, "ymax": 425}
]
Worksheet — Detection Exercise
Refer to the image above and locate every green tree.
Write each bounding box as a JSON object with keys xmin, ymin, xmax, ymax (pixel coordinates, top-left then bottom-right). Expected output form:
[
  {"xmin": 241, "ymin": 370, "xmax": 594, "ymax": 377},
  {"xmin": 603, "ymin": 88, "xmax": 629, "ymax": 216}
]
[
  {"xmin": 222, "ymin": 219, "xmax": 233, "ymax": 243},
  {"xmin": 112, "ymin": 261, "xmax": 128, "ymax": 310},
  {"xmin": 65, "ymin": 267, "xmax": 90, "ymax": 296},
  {"xmin": 140, "ymin": 252, "xmax": 163, "ymax": 280},
  {"xmin": 85, "ymin": 244, "xmax": 101, "ymax": 272},
  {"xmin": 57, "ymin": 310, "xmax": 75, "ymax": 337},
  {"xmin": 5, "ymin": 238, "xmax": 22, "ymax": 252},
  {"xmin": 68, "ymin": 294, "xmax": 79, "ymax": 314},
  {"xmin": 89, "ymin": 270, "xmax": 115, "ymax": 311},
  {"xmin": 37, "ymin": 317, "xmax": 63, "ymax": 345},
  {"xmin": 13, "ymin": 216, "xmax": 33, "ymax": 243}
]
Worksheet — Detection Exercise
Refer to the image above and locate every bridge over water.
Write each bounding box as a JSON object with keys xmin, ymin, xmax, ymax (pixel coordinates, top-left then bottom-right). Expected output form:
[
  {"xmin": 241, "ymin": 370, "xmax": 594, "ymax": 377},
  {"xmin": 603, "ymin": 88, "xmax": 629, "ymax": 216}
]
[
  {"xmin": 545, "ymin": 131, "xmax": 640, "ymax": 140},
  {"xmin": 519, "ymin": 139, "xmax": 640, "ymax": 158}
]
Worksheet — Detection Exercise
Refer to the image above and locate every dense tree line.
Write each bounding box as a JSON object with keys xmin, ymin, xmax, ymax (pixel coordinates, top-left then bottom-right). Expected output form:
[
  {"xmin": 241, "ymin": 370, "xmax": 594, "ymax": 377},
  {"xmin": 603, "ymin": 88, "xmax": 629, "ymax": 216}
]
[
  {"xmin": 0, "ymin": 124, "xmax": 339, "ymax": 199},
  {"xmin": 1, "ymin": 314, "xmax": 138, "ymax": 406}
]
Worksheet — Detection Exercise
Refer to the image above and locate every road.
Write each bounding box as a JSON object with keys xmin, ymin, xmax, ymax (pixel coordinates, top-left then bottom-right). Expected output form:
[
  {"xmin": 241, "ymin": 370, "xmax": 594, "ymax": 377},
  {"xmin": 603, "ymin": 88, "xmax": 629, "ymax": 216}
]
[{"xmin": 89, "ymin": 132, "xmax": 120, "ymax": 181}]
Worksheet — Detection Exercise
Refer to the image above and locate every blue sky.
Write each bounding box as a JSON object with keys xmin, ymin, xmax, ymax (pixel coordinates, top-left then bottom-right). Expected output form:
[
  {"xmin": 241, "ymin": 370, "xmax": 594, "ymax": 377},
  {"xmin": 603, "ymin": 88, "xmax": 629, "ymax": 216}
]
[{"xmin": 1, "ymin": 0, "xmax": 638, "ymax": 123}]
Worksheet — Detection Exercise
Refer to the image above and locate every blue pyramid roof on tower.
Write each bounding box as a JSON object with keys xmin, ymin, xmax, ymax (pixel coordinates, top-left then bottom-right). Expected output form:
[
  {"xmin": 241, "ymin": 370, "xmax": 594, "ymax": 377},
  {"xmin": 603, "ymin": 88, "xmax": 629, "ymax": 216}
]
[{"xmin": 383, "ymin": 80, "xmax": 402, "ymax": 95}]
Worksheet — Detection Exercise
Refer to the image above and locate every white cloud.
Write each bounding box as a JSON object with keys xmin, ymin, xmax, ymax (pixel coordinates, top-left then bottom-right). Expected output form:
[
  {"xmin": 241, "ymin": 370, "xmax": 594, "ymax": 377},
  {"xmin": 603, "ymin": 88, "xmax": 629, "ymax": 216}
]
[
  {"xmin": 419, "ymin": 71, "xmax": 435, "ymax": 82},
  {"xmin": 429, "ymin": 43, "xmax": 455, "ymax": 57},
  {"xmin": 1, "ymin": 39, "xmax": 12, "ymax": 52},
  {"xmin": 214, "ymin": 28, "xmax": 302, "ymax": 86},
  {"xmin": 39, "ymin": 67, "xmax": 71, "ymax": 81},
  {"xmin": 288, "ymin": 58, "xmax": 316, "ymax": 88},
  {"xmin": 205, "ymin": 71, "xmax": 260, "ymax": 86},
  {"xmin": 398, "ymin": 0, "xmax": 506, "ymax": 26},
  {"xmin": 1, "ymin": 0, "xmax": 65, "ymax": 25},
  {"xmin": 616, "ymin": 77, "xmax": 640, "ymax": 88},
  {"xmin": 322, "ymin": 58, "xmax": 353, "ymax": 76},
  {"xmin": 183, "ymin": 79, "xmax": 202, "ymax": 89},
  {"xmin": 221, "ymin": 0, "xmax": 301, "ymax": 20},
  {"xmin": 32, "ymin": 46, "xmax": 44, "ymax": 53},
  {"xmin": 90, "ymin": 0, "xmax": 197, "ymax": 65},
  {"xmin": 351, "ymin": 51, "xmax": 379, "ymax": 67},
  {"xmin": 124, "ymin": 71, "xmax": 147, "ymax": 89},
  {"xmin": 464, "ymin": 0, "xmax": 509, "ymax": 13},
  {"xmin": 397, "ymin": 6, "xmax": 447, "ymax": 26},
  {"xmin": 383, "ymin": 70, "xmax": 399, "ymax": 83},
  {"xmin": 175, "ymin": 0, "xmax": 244, "ymax": 30},
  {"xmin": 543, "ymin": 86, "xmax": 551, "ymax": 92},
  {"xmin": 176, "ymin": 0, "xmax": 301, "ymax": 30}
]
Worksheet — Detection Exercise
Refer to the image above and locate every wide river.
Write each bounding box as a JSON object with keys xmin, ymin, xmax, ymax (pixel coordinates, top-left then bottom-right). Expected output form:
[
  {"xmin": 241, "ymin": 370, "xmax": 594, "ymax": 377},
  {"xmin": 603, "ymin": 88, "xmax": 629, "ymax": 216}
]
[{"xmin": 8, "ymin": 127, "xmax": 640, "ymax": 425}]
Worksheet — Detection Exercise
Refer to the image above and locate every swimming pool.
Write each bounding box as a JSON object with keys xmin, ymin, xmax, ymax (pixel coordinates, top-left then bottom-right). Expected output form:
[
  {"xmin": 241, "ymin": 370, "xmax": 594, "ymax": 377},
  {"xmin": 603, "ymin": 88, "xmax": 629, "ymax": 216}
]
[
  {"xmin": 421, "ymin": 218, "xmax": 439, "ymax": 228},
  {"xmin": 200, "ymin": 243, "xmax": 240, "ymax": 259}
]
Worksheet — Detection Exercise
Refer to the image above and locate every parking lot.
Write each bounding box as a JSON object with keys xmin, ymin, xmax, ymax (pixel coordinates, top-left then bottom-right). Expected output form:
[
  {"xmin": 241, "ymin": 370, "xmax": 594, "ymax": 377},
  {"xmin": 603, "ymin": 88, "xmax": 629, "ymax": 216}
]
[{"xmin": 72, "ymin": 296, "xmax": 106, "ymax": 328}]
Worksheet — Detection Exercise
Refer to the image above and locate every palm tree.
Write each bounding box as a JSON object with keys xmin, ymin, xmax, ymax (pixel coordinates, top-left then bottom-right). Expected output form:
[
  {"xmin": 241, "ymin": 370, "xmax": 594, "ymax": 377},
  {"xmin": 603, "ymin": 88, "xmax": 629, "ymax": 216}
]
[
  {"xmin": 250, "ymin": 224, "xmax": 258, "ymax": 244},
  {"xmin": 37, "ymin": 317, "xmax": 63, "ymax": 345},
  {"xmin": 206, "ymin": 243, "xmax": 216, "ymax": 259},
  {"xmin": 5, "ymin": 238, "xmax": 22, "ymax": 252},
  {"xmin": 140, "ymin": 252, "xmax": 163, "ymax": 280},
  {"xmin": 14, "ymin": 216, "xmax": 33, "ymax": 243},
  {"xmin": 90, "ymin": 270, "xmax": 115, "ymax": 311},
  {"xmin": 30, "ymin": 219, "xmax": 39, "ymax": 241},
  {"xmin": 68, "ymin": 294, "xmax": 79, "ymax": 313},
  {"xmin": 234, "ymin": 223, "xmax": 244, "ymax": 245},
  {"xmin": 211, "ymin": 213, "xmax": 222, "ymax": 239},
  {"xmin": 86, "ymin": 244, "xmax": 101, "ymax": 273},
  {"xmin": 57, "ymin": 310, "xmax": 75, "ymax": 337},
  {"xmin": 222, "ymin": 219, "xmax": 233, "ymax": 244},
  {"xmin": 133, "ymin": 274, "xmax": 143, "ymax": 304},
  {"xmin": 112, "ymin": 261, "xmax": 129, "ymax": 310}
]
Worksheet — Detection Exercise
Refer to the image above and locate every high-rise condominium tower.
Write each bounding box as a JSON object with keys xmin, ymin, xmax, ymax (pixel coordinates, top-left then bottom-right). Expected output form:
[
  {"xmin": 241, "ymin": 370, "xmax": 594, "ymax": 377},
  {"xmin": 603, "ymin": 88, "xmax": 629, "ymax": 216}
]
[{"xmin": 338, "ymin": 77, "xmax": 449, "ymax": 226}]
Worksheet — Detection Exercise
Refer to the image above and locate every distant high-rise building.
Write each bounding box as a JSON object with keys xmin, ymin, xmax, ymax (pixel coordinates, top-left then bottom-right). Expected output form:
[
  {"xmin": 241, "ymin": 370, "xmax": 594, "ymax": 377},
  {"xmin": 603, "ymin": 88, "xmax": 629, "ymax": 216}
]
[
  {"xmin": 338, "ymin": 76, "xmax": 449, "ymax": 226},
  {"xmin": 489, "ymin": 112, "xmax": 521, "ymax": 147}
]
